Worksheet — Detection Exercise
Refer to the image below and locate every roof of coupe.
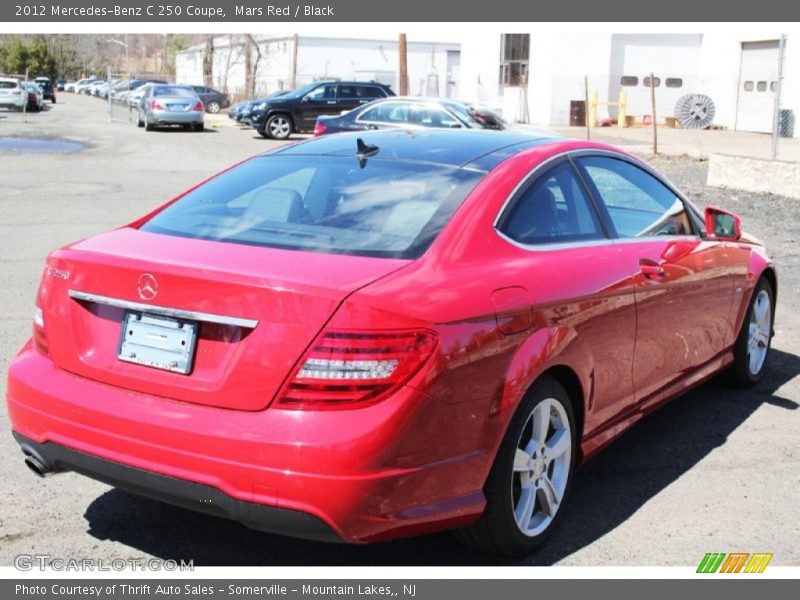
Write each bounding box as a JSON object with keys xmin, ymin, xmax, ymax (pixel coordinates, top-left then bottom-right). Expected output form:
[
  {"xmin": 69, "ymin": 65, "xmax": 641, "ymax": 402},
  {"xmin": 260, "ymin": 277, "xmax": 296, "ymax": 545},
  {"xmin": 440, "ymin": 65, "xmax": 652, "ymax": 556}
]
[{"xmin": 272, "ymin": 129, "xmax": 562, "ymax": 171}]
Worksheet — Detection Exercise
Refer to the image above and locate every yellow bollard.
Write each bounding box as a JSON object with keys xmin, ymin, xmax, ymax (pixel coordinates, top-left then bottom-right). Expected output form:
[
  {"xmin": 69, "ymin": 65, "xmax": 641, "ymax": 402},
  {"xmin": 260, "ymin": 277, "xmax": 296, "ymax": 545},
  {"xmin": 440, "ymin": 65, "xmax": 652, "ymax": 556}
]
[
  {"xmin": 589, "ymin": 90, "xmax": 598, "ymax": 128},
  {"xmin": 618, "ymin": 90, "xmax": 627, "ymax": 127}
]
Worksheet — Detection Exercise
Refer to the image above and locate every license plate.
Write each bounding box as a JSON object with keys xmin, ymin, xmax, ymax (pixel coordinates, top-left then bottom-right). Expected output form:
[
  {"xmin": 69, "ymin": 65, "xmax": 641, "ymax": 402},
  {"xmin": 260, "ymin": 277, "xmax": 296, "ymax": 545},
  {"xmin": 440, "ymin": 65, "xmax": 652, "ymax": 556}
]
[
  {"xmin": 167, "ymin": 103, "xmax": 189, "ymax": 111},
  {"xmin": 118, "ymin": 312, "xmax": 198, "ymax": 374}
]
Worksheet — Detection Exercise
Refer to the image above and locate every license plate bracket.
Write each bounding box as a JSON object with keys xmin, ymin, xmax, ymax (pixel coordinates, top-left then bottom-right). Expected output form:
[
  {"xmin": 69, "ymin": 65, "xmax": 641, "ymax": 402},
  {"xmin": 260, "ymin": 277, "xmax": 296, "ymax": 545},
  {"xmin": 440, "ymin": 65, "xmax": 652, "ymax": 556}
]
[{"xmin": 117, "ymin": 311, "xmax": 198, "ymax": 374}]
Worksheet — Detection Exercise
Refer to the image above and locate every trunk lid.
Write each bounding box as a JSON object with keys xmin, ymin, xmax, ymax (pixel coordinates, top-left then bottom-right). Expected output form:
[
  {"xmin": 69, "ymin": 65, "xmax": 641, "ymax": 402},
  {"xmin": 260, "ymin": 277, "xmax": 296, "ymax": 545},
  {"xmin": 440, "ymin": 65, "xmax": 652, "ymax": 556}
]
[{"xmin": 41, "ymin": 227, "xmax": 408, "ymax": 411}]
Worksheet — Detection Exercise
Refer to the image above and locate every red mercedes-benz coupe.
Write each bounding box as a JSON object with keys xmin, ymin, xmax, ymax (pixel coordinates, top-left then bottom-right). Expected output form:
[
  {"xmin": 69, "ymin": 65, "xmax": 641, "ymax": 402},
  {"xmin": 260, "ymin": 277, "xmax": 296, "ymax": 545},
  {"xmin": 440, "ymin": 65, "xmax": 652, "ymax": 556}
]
[{"xmin": 7, "ymin": 130, "xmax": 776, "ymax": 556}]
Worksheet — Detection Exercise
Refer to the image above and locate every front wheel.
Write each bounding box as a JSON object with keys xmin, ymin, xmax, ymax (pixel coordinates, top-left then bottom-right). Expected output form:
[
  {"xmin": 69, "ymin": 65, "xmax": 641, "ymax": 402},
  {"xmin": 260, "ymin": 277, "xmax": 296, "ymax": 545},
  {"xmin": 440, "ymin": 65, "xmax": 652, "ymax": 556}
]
[
  {"xmin": 455, "ymin": 376, "xmax": 576, "ymax": 556},
  {"xmin": 729, "ymin": 277, "xmax": 774, "ymax": 386},
  {"xmin": 265, "ymin": 114, "xmax": 292, "ymax": 140}
]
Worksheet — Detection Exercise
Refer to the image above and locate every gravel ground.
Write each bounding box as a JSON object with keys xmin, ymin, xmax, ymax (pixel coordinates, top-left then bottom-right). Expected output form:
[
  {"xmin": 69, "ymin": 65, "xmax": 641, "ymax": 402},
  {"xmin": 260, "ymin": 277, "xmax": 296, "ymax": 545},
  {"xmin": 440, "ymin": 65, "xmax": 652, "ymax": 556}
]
[{"xmin": 1, "ymin": 96, "xmax": 798, "ymax": 567}]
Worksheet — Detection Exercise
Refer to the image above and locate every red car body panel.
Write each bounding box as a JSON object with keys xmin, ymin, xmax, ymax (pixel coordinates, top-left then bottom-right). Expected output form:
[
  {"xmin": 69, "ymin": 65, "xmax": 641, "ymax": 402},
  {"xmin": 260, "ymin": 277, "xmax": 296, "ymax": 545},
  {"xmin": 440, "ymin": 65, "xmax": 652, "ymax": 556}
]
[{"xmin": 6, "ymin": 135, "xmax": 776, "ymax": 543}]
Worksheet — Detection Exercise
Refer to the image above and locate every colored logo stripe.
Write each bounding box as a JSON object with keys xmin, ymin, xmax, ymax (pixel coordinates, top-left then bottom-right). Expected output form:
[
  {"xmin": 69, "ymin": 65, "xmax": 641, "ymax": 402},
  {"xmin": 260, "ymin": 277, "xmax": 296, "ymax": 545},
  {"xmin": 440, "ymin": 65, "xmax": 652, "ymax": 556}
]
[
  {"xmin": 697, "ymin": 552, "xmax": 773, "ymax": 573},
  {"xmin": 744, "ymin": 553, "xmax": 773, "ymax": 573}
]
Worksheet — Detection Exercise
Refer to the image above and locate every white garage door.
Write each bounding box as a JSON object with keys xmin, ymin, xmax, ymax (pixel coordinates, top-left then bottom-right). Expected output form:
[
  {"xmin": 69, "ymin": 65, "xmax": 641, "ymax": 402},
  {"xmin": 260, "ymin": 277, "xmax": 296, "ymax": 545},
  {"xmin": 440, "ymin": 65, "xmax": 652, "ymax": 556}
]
[
  {"xmin": 608, "ymin": 34, "xmax": 701, "ymax": 121},
  {"xmin": 736, "ymin": 41, "xmax": 780, "ymax": 133}
]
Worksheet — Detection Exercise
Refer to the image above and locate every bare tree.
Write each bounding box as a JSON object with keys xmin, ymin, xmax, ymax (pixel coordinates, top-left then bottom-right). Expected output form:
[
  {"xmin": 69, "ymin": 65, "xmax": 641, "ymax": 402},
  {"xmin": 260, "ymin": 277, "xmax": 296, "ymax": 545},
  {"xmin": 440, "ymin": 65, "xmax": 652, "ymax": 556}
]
[{"xmin": 202, "ymin": 35, "xmax": 214, "ymax": 87}]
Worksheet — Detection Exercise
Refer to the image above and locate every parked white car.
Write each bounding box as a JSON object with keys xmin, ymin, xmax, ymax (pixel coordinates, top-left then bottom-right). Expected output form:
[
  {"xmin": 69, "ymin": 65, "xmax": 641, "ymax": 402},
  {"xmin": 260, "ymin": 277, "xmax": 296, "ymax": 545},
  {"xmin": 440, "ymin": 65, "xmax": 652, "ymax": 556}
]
[
  {"xmin": 0, "ymin": 77, "xmax": 25, "ymax": 111},
  {"xmin": 126, "ymin": 84, "xmax": 149, "ymax": 107},
  {"xmin": 75, "ymin": 78, "xmax": 103, "ymax": 94}
]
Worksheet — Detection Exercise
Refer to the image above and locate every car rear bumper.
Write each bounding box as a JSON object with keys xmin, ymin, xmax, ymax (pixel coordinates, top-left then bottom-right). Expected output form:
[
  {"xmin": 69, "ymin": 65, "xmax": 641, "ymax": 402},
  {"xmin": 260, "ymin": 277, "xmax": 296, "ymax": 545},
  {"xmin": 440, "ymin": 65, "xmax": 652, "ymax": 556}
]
[
  {"xmin": 7, "ymin": 345, "xmax": 488, "ymax": 543},
  {"xmin": 0, "ymin": 97, "xmax": 25, "ymax": 108},
  {"xmin": 13, "ymin": 431, "xmax": 340, "ymax": 542},
  {"xmin": 150, "ymin": 110, "xmax": 204, "ymax": 125}
]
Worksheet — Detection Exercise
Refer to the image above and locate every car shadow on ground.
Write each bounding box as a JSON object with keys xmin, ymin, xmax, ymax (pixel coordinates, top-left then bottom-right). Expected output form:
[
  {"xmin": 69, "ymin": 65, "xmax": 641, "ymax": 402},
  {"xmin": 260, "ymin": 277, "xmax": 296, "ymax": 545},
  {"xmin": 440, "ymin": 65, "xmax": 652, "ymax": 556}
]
[{"xmin": 82, "ymin": 348, "xmax": 800, "ymax": 566}]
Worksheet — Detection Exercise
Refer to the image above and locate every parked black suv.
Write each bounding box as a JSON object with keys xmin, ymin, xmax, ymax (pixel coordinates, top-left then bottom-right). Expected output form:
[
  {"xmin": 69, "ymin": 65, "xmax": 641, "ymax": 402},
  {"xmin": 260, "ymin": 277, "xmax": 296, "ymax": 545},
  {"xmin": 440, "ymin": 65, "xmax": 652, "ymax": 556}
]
[{"xmin": 250, "ymin": 81, "xmax": 394, "ymax": 139}]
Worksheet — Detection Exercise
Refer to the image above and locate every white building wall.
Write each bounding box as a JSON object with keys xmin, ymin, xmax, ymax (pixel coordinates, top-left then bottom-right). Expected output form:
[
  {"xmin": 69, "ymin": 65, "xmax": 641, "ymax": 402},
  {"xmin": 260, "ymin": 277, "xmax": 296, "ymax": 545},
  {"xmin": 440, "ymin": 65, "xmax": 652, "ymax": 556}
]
[
  {"xmin": 458, "ymin": 34, "xmax": 502, "ymax": 107},
  {"xmin": 174, "ymin": 48, "xmax": 203, "ymax": 85},
  {"xmin": 781, "ymin": 37, "xmax": 800, "ymax": 137},
  {"xmin": 544, "ymin": 33, "xmax": 613, "ymax": 125}
]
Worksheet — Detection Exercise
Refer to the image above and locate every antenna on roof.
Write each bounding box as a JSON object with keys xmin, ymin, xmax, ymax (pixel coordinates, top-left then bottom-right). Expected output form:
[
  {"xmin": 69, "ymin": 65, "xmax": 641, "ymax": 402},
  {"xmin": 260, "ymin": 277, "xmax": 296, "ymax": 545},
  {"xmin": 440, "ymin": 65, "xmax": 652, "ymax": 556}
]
[{"xmin": 355, "ymin": 138, "xmax": 380, "ymax": 169}]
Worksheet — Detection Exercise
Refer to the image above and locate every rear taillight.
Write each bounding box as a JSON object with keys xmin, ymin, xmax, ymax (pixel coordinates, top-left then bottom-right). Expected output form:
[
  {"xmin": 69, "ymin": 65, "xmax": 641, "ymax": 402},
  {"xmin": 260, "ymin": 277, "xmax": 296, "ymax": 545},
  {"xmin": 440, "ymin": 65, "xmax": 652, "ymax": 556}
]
[
  {"xmin": 28, "ymin": 93, "xmax": 36, "ymax": 102},
  {"xmin": 33, "ymin": 282, "xmax": 49, "ymax": 357},
  {"xmin": 150, "ymin": 100, "xmax": 164, "ymax": 110},
  {"xmin": 193, "ymin": 101, "xmax": 204, "ymax": 111},
  {"xmin": 313, "ymin": 122, "xmax": 327, "ymax": 137},
  {"xmin": 277, "ymin": 329, "xmax": 437, "ymax": 410}
]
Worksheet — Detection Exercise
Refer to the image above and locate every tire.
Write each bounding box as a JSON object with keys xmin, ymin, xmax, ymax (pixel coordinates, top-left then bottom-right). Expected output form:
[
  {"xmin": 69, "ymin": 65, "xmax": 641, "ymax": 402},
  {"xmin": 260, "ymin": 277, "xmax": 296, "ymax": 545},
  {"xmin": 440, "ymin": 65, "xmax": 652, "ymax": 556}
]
[
  {"xmin": 728, "ymin": 277, "xmax": 774, "ymax": 386},
  {"xmin": 206, "ymin": 101, "xmax": 220, "ymax": 114},
  {"xmin": 193, "ymin": 122, "xmax": 204, "ymax": 132},
  {"xmin": 137, "ymin": 111, "xmax": 144, "ymax": 128},
  {"xmin": 144, "ymin": 114, "xmax": 155, "ymax": 132},
  {"xmin": 264, "ymin": 114, "xmax": 293, "ymax": 140},
  {"xmin": 455, "ymin": 376, "xmax": 577, "ymax": 556},
  {"xmin": 51, "ymin": 97, "xmax": 56, "ymax": 104}
]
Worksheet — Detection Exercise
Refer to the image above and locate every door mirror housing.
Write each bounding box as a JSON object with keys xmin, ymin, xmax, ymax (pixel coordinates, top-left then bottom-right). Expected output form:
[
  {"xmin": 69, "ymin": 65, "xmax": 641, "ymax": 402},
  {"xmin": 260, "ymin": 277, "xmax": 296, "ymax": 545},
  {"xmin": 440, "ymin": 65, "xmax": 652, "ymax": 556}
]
[{"xmin": 705, "ymin": 206, "xmax": 742, "ymax": 241}]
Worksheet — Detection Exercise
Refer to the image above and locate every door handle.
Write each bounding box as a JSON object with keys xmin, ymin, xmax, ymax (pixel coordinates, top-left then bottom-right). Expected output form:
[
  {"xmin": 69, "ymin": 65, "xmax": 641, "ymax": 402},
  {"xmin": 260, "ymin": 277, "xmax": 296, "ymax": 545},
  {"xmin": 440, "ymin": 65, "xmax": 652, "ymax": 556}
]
[
  {"xmin": 326, "ymin": 100, "xmax": 337, "ymax": 104},
  {"xmin": 639, "ymin": 258, "xmax": 666, "ymax": 279}
]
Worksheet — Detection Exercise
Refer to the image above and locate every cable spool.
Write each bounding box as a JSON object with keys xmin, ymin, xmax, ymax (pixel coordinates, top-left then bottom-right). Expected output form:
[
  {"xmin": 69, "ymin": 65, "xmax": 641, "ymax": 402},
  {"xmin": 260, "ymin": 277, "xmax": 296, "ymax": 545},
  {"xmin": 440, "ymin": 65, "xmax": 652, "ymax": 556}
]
[{"xmin": 674, "ymin": 94, "xmax": 716, "ymax": 129}]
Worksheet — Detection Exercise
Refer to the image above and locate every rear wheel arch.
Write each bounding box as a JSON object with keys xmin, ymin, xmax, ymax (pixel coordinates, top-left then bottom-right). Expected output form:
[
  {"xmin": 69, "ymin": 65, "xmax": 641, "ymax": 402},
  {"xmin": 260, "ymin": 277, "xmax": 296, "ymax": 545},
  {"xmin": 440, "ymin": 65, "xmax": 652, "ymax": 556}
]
[
  {"xmin": 759, "ymin": 266, "xmax": 777, "ymax": 306},
  {"xmin": 540, "ymin": 365, "xmax": 586, "ymax": 452}
]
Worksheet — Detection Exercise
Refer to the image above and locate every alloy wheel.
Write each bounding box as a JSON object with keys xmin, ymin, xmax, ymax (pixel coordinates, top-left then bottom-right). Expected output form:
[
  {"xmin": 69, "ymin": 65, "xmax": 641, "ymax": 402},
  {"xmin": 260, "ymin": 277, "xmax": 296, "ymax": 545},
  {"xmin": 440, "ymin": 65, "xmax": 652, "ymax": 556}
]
[
  {"xmin": 747, "ymin": 289, "xmax": 771, "ymax": 376},
  {"xmin": 268, "ymin": 116, "xmax": 291, "ymax": 139},
  {"xmin": 511, "ymin": 397, "xmax": 572, "ymax": 537}
]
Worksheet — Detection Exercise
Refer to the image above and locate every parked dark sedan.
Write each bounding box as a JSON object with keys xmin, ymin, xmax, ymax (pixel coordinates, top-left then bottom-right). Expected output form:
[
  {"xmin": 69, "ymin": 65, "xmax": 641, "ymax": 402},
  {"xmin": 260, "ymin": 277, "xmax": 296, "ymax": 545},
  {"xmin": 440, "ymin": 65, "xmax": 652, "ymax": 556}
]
[
  {"xmin": 190, "ymin": 85, "xmax": 231, "ymax": 114},
  {"xmin": 315, "ymin": 97, "xmax": 508, "ymax": 136},
  {"xmin": 250, "ymin": 81, "xmax": 394, "ymax": 139}
]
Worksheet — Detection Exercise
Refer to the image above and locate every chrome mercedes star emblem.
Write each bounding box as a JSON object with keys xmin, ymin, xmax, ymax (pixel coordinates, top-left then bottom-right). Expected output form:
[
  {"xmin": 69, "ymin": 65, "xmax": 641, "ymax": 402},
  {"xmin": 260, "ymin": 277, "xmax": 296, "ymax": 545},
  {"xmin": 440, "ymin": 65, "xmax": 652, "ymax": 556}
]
[{"xmin": 137, "ymin": 273, "xmax": 159, "ymax": 301}]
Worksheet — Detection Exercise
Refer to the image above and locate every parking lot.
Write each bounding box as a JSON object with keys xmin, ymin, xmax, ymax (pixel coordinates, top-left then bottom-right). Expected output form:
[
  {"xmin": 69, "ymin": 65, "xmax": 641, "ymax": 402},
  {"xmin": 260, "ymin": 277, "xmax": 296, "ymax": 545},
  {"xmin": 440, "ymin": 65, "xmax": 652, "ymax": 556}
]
[{"xmin": 1, "ymin": 93, "xmax": 798, "ymax": 566}]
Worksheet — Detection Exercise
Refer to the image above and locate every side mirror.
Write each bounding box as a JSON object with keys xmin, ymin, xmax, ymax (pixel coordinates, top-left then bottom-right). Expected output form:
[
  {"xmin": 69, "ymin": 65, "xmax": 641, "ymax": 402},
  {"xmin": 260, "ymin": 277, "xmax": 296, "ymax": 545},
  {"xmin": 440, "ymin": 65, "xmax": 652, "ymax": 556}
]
[{"xmin": 705, "ymin": 206, "xmax": 741, "ymax": 241}]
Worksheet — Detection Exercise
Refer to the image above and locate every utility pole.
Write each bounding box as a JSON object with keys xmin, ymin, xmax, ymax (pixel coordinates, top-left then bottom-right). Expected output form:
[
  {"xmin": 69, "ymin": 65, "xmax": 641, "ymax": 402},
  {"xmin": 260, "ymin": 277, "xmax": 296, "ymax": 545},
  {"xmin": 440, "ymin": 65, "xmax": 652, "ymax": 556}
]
[
  {"xmin": 650, "ymin": 72, "xmax": 658, "ymax": 154},
  {"xmin": 771, "ymin": 34, "xmax": 786, "ymax": 160},
  {"xmin": 291, "ymin": 33, "xmax": 299, "ymax": 89},
  {"xmin": 398, "ymin": 34, "xmax": 408, "ymax": 95},
  {"xmin": 584, "ymin": 75, "xmax": 590, "ymax": 140}
]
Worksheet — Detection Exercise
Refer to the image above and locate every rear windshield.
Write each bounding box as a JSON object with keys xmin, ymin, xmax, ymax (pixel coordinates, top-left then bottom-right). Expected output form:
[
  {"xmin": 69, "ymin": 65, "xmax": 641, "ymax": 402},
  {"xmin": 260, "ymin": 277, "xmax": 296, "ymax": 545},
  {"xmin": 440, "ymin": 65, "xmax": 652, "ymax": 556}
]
[
  {"xmin": 141, "ymin": 155, "xmax": 483, "ymax": 259},
  {"xmin": 0, "ymin": 81, "xmax": 18, "ymax": 89},
  {"xmin": 153, "ymin": 86, "xmax": 195, "ymax": 97}
]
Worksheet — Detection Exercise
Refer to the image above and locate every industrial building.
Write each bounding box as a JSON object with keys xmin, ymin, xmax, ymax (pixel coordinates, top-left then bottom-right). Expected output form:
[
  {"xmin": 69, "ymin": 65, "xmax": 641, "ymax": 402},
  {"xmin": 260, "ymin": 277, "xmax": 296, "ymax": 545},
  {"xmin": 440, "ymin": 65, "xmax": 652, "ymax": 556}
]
[{"xmin": 459, "ymin": 32, "xmax": 798, "ymax": 135}]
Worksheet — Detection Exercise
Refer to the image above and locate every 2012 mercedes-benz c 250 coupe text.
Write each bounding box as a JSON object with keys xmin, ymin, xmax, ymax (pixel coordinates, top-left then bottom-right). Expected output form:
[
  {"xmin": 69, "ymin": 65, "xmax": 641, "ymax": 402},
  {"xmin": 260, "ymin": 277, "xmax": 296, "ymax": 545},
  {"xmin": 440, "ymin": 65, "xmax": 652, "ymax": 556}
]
[{"xmin": 7, "ymin": 130, "xmax": 776, "ymax": 556}]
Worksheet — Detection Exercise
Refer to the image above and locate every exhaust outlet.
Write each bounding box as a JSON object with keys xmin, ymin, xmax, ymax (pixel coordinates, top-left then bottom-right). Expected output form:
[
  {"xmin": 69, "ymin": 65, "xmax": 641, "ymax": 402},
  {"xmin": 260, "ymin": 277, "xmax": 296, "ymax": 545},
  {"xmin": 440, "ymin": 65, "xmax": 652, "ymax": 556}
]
[{"xmin": 20, "ymin": 446, "xmax": 57, "ymax": 478}]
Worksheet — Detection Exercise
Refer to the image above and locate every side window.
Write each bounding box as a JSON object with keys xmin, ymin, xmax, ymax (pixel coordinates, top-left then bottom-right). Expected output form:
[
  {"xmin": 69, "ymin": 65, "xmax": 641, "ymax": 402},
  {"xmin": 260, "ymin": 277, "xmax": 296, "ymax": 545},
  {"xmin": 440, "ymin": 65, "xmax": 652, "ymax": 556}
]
[
  {"xmin": 359, "ymin": 85, "xmax": 386, "ymax": 98},
  {"xmin": 359, "ymin": 103, "xmax": 409, "ymax": 123},
  {"xmin": 412, "ymin": 105, "xmax": 461, "ymax": 128},
  {"xmin": 306, "ymin": 84, "xmax": 336, "ymax": 101},
  {"xmin": 499, "ymin": 162, "xmax": 604, "ymax": 245},
  {"xmin": 577, "ymin": 156, "xmax": 694, "ymax": 238}
]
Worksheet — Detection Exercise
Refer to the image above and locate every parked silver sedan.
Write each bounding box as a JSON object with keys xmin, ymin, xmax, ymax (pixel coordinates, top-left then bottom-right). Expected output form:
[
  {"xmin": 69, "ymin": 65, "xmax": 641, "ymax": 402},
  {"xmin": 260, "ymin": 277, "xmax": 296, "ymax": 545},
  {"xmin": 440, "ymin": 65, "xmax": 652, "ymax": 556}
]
[{"xmin": 136, "ymin": 84, "xmax": 204, "ymax": 132}]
